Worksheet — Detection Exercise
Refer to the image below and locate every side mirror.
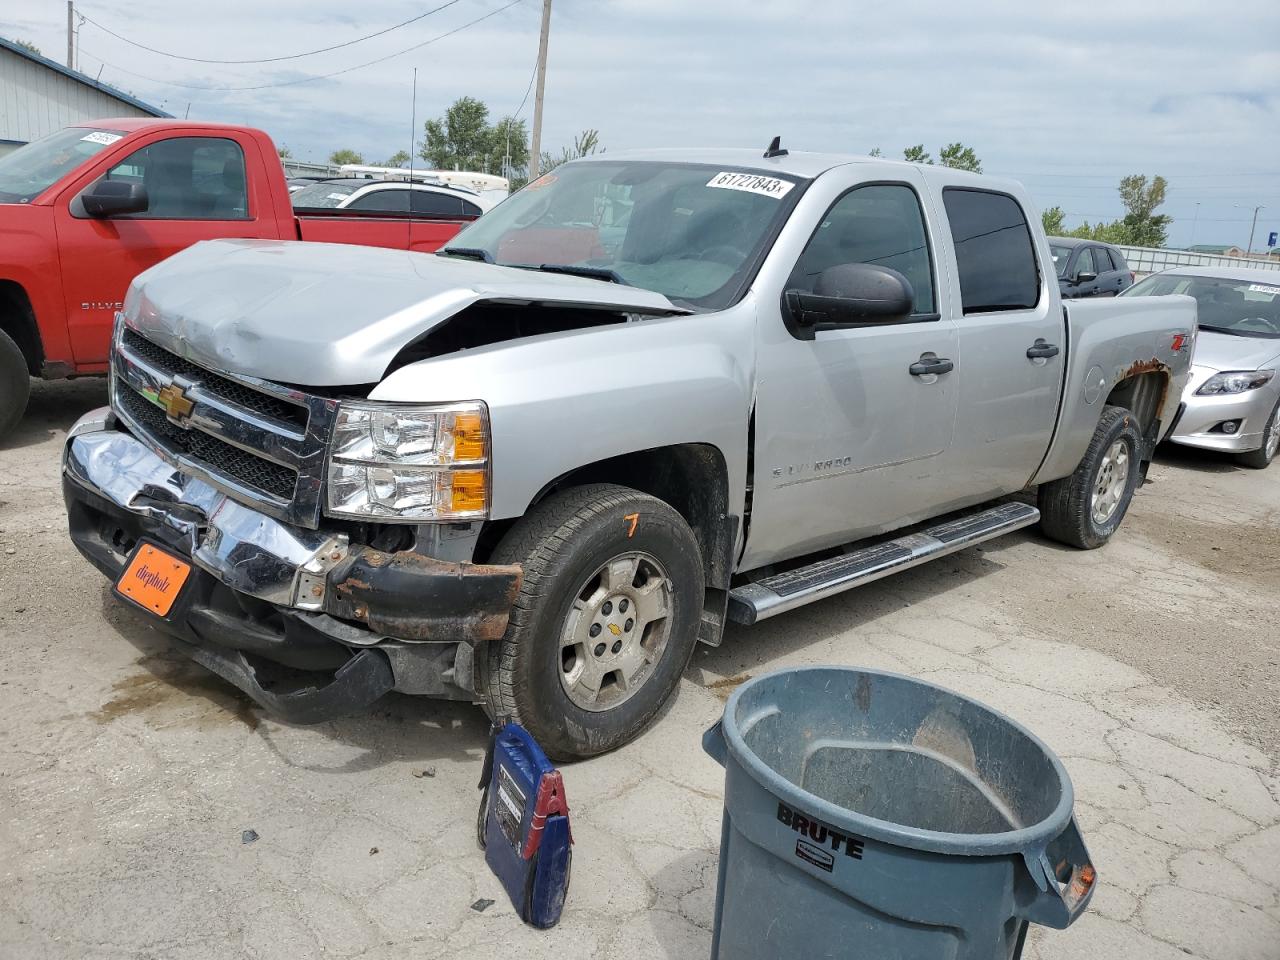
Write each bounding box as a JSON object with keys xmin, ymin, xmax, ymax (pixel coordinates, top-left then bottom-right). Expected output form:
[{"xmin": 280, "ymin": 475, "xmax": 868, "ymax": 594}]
[
  {"xmin": 1074, "ymin": 270, "xmax": 1098, "ymax": 285},
  {"xmin": 81, "ymin": 180, "xmax": 149, "ymax": 218},
  {"xmin": 784, "ymin": 263, "xmax": 915, "ymax": 340}
]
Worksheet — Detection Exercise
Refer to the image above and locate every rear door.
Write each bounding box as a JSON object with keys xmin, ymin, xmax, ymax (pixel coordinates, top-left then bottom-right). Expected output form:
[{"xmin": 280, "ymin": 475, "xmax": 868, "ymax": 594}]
[
  {"xmin": 744, "ymin": 172, "xmax": 961, "ymax": 568},
  {"xmin": 939, "ymin": 188, "xmax": 1063, "ymax": 500},
  {"xmin": 54, "ymin": 131, "xmax": 278, "ymax": 365}
]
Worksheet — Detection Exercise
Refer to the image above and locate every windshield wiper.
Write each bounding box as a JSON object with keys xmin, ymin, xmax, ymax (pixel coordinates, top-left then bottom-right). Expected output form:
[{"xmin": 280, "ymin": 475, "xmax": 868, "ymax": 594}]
[
  {"xmin": 534, "ymin": 264, "xmax": 631, "ymax": 286},
  {"xmin": 1198, "ymin": 324, "xmax": 1253, "ymax": 338},
  {"xmin": 438, "ymin": 246, "xmax": 494, "ymax": 263}
]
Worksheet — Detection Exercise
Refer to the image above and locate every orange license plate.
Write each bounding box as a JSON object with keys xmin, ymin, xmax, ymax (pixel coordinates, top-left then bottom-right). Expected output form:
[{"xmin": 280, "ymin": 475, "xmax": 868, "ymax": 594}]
[{"xmin": 115, "ymin": 543, "xmax": 192, "ymax": 618}]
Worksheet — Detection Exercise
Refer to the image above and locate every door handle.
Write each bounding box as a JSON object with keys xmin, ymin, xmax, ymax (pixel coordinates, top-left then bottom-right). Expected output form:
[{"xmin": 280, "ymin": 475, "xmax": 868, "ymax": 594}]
[
  {"xmin": 909, "ymin": 356, "xmax": 955, "ymax": 376},
  {"xmin": 1027, "ymin": 339, "xmax": 1060, "ymax": 359}
]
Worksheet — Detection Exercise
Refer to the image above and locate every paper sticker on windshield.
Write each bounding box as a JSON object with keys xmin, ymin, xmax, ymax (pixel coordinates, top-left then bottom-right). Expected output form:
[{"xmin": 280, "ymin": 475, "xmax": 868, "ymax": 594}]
[
  {"xmin": 706, "ymin": 171, "xmax": 794, "ymax": 199},
  {"xmin": 80, "ymin": 131, "xmax": 122, "ymax": 146},
  {"xmin": 1247, "ymin": 283, "xmax": 1279, "ymax": 297}
]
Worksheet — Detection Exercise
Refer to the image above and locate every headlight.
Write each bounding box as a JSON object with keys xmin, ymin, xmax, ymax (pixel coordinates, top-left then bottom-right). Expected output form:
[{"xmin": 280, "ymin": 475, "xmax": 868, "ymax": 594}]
[
  {"xmin": 1195, "ymin": 370, "xmax": 1275, "ymax": 396},
  {"xmin": 326, "ymin": 401, "xmax": 490, "ymax": 521}
]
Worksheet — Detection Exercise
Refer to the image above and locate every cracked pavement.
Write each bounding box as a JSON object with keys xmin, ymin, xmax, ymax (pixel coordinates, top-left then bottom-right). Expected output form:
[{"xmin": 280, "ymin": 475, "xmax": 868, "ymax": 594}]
[{"xmin": 2, "ymin": 379, "xmax": 1278, "ymax": 959}]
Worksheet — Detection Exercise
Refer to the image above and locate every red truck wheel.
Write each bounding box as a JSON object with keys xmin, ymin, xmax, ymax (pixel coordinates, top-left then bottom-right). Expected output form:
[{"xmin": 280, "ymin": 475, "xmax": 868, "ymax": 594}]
[{"xmin": 0, "ymin": 328, "xmax": 31, "ymax": 442}]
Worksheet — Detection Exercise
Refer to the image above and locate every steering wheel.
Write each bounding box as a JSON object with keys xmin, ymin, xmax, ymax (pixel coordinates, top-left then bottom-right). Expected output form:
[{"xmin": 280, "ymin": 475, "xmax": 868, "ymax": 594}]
[
  {"xmin": 696, "ymin": 244, "xmax": 748, "ymax": 266},
  {"xmin": 1238, "ymin": 316, "xmax": 1280, "ymax": 335}
]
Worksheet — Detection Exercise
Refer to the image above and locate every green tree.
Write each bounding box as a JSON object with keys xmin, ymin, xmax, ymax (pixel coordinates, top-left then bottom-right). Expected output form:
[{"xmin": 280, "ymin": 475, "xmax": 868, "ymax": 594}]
[
  {"xmin": 421, "ymin": 96, "xmax": 494, "ymax": 170},
  {"xmin": 382, "ymin": 150, "xmax": 411, "ymax": 168},
  {"xmin": 868, "ymin": 147, "xmax": 882, "ymax": 157},
  {"xmin": 15, "ymin": 39, "xmax": 42, "ymax": 56},
  {"xmin": 903, "ymin": 144, "xmax": 932, "ymax": 164},
  {"xmin": 1041, "ymin": 206, "xmax": 1066, "ymax": 235},
  {"xmin": 939, "ymin": 142, "xmax": 982, "ymax": 173},
  {"xmin": 487, "ymin": 116, "xmax": 530, "ymax": 177},
  {"xmin": 277, "ymin": 144, "xmax": 292, "ymax": 160},
  {"xmin": 1117, "ymin": 174, "xmax": 1172, "ymax": 247},
  {"xmin": 328, "ymin": 149, "xmax": 364, "ymax": 165}
]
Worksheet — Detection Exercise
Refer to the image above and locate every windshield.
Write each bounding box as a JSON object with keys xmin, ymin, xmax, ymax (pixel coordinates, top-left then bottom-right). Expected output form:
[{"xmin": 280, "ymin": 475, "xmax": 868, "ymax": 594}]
[
  {"xmin": 0, "ymin": 126, "xmax": 126, "ymax": 204},
  {"xmin": 443, "ymin": 161, "xmax": 804, "ymax": 309},
  {"xmin": 291, "ymin": 182, "xmax": 358, "ymax": 208},
  {"xmin": 1049, "ymin": 244, "xmax": 1073, "ymax": 278},
  {"xmin": 1124, "ymin": 273, "xmax": 1280, "ymax": 338}
]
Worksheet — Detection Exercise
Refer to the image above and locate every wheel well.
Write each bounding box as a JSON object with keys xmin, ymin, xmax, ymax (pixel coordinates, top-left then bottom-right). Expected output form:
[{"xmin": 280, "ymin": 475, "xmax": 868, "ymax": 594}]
[
  {"xmin": 487, "ymin": 443, "xmax": 735, "ymax": 584},
  {"xmin": 1106, "ymin": 371, "xmax": 1166, "ymax": 436},
  {"xmin": 0, "ymin": 281, "xmax": 43, "ymax": 376}
]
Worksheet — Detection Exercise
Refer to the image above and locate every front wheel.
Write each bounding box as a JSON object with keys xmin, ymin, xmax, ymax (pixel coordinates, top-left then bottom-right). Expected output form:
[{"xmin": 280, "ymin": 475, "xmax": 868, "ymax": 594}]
[
  {"xmin": 1039, "ymin": 405, "xmax": 1143, "ymax": 549},
  {"xmin": 0, "ymin": 328, "xmax": 31, "ymax": 443},
  {"xmin": 1236, "ymin": 398, "xmax": 1280, "ymax": 470},
  {"xmin": 480, "ymin": 484, "xmax": 704, "ymax": 761}
]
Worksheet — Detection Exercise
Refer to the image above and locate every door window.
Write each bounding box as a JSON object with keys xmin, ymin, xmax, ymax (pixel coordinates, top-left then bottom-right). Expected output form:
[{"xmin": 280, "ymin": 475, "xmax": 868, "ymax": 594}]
[
  {"xmin": 942, "ymin": 189, "xmax": 1040, "ymax": 312},
  {"xmin": 787, "ymin": 183, "xmax": 936, "ymax": 316},
  {"xmin": 410, "ymin": 190, "xmax": 466, "ymax": 216},
  {"xmin": 1096, "ymin": 247, "xmax": 1116, "ymax": 272},
  {"xmin": 93, "ymin": 137, "xmax": 248, "ymax": 219},
  {"xmin": 1075, "ymin": 247, "xmax": 1096, "ymax": 277},
  {"xmin": 347, "ymin": 188, "xmax": 412, "ymax": 213}
]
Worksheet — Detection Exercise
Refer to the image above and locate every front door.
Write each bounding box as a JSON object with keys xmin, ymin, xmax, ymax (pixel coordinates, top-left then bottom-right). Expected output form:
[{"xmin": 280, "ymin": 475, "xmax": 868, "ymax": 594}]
[
  {"xmin": 54, "ymin": 132, "xmax": 279, "ymax": 365},
  {"xmin": 744, "ymin": 177, "xmax": 960, "ymax": 569},
  {"xmin": 938, "ymin": 187, "xmax": 1063, "ymax": 501}
]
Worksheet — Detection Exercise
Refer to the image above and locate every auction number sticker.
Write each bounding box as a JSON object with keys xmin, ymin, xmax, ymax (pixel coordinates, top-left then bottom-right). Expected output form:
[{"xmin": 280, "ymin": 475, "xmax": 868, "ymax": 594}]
[
  {"xmin": 1247, "ymin": 283, "xmax": 1280, "ymax": 297},
  {"xmin": 81, "ymin": 131, "xmax": 123, "ymax": 146},
  {"xmin": 706, "ymin": 171, "xmax": 795, "ymax": 199}
]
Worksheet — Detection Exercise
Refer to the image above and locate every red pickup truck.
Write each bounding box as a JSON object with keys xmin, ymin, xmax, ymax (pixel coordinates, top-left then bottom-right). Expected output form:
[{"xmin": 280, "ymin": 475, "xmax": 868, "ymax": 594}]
[{"xmin": 0, "ymin": 119, "xmax": 478, "ymax": 439}]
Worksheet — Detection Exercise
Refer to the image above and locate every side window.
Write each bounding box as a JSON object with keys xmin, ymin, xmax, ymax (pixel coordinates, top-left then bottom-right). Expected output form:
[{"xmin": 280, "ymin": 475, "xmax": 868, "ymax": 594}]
[
  {"xmin": 1075, "ymin": 247, "xmax": 1096, "ymax": 276},
  {"xmin": 942, "ymin": 188, "xmax": 1040, "ymax": 313},
  {"xmin": 1109, "ymin": 248, "xmax": 1129, "ymax": 272},
  {"xmin": 410, "ymin": 190, "xmax": 465, "ymax": 216},
  {"xmin": 100, "ymin": 137, "xmax": 248, "ymax": 219},
  {"xmin": 787, "ymin": 183, "xmax": 936, "ymax": 316},
  {"xmin": 348, "ymin": 188, "xmax": 411, "ymax": 213},
  {"xmin": 1097, "ymin": 247, "xmax": 1116, "ymax": 272},
  {"xmin": 462, "ymin": 200, "xmax": 483, "ymax": 217}
]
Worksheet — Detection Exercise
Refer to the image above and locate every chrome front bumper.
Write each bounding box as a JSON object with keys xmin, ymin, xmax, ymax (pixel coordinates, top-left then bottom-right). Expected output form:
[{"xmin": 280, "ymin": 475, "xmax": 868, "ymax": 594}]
[{"xmin": 64, "ymin": 411, "xmax": 350, "ymax": 612}]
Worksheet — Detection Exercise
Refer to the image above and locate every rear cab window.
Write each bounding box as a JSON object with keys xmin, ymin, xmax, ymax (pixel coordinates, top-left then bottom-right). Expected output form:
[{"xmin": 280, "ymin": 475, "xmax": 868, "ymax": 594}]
[{"xmin": 942, "ymin": 188, "xmax": 1040, "ymax": 313}]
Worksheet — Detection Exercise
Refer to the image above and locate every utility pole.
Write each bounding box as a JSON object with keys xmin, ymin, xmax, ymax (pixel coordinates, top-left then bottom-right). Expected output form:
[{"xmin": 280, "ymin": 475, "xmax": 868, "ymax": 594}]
[
  {"xmin": 66, "ymin": 1, "xmax": 74, "ymax": 69},
  {"xmin": 1246, "ymin": 205, "xmax": 1265, "ymax": 256},
  {"xmin": 527, "ymin": 0, "xmax": 552, "ymax": 181},
  {"xmin": 1190, "ymin": 202, "xmax": 1200, "ymax": 247}
]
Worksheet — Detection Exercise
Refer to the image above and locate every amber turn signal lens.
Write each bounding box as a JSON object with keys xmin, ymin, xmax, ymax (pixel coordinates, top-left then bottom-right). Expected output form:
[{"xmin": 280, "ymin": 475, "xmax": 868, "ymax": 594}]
[
  {"xmin": 449, "ymin": 470, "xmax": 487, "ymax": 513},
  {"xmin": 451, "ymin": 411, "xmax": 487, "ymax": 461}
]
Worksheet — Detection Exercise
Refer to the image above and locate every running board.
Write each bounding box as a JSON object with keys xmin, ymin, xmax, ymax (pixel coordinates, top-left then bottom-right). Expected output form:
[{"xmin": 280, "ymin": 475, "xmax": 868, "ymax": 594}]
[{"xmin": 727, "ymin": 501, "xmax": 1040, "ymax": 625}]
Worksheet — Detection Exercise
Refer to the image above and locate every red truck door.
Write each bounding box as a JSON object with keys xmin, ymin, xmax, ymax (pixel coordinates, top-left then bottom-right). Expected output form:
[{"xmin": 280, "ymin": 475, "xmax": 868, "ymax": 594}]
[{"xmin": 53, "ymin": 131, "xmax": 282, "ymax": 366}]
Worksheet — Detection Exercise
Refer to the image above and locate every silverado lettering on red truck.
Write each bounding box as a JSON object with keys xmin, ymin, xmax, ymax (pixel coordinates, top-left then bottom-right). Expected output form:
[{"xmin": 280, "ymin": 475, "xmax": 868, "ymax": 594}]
[
  {"xmin": 0, "ymin": 119, "xmax": 482, "ymax": 439},
  {"xmin": 61, "ymin": 145, "xmax": 1196, "ymax": 760}
]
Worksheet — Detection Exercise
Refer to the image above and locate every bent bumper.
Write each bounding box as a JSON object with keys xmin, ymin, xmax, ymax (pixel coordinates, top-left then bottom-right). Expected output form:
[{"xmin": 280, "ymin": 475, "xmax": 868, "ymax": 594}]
[{"xmin": 63, "ymin": 411, "xmax": 521, "ymax": 721}]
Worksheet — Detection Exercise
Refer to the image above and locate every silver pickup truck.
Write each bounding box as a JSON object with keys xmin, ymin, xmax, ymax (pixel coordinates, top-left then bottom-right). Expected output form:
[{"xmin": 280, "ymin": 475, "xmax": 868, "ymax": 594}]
[{"xmin": 62, "ymin": 146, "xmax": 1196, "ymax": 758}]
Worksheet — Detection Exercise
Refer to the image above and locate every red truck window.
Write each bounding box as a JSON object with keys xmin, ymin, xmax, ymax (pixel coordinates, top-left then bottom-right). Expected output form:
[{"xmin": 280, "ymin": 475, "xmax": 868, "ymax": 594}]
[{"xmin": 95, "ymin": 137, "xmax": 250, "ymax": 221}]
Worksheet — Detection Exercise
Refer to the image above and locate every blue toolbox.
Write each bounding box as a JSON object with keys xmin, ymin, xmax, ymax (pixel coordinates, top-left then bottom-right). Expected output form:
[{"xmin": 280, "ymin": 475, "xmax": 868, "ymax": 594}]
[{"xmin": 477, "ymin": 722, "xmax": 573, "ymax": 928}]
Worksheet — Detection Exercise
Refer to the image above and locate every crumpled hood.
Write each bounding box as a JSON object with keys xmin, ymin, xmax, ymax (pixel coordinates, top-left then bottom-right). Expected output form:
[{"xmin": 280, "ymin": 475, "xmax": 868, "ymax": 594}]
[
  {"xmin": 1191, "ymin": 330, "xmax": 1280, "ymax": 373},
  {"xmin": 123, "ymin": 238, "xmax": 684, "ymax": 385}
]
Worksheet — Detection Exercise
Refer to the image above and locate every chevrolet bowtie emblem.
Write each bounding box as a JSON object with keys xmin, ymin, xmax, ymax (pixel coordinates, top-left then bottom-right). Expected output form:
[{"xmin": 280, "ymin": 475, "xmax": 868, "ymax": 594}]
[
  {"xmin": 156, "ymin": 382, "xmax": 195, "ymax": 421},
  {"xmin": 608, "ymin": 623, "xmax": 622, "ymax": 637}
]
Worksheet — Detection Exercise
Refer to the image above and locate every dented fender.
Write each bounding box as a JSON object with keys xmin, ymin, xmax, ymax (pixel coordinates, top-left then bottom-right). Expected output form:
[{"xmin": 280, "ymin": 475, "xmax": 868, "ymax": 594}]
[{"xmin": 329, "ymin": 547, "xmax": 522, "ymax": 642}]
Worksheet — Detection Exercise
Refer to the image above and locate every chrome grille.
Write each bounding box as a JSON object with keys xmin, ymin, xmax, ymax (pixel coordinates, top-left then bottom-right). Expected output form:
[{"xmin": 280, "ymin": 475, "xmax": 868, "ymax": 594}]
[{"xmin": 111, "ymin": 324, "xmax": 338, "ymax": 528}]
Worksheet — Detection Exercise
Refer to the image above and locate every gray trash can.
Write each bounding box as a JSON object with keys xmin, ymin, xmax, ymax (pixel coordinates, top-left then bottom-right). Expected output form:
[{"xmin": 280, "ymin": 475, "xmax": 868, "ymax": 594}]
[{"xmin": 703, "ymin": 667, "xmax": 1096, "ymax": 959}]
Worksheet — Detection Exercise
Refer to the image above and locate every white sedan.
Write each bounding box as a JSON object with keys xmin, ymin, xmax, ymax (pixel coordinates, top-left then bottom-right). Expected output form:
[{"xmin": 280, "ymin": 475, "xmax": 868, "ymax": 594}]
[
  {"xmin": 290, "ymin": 178, "xmax": 495, "ymax": 217},
  {"xmin": 1123, "ymin": 266, "xmax": 1280, "ymax": 468}
]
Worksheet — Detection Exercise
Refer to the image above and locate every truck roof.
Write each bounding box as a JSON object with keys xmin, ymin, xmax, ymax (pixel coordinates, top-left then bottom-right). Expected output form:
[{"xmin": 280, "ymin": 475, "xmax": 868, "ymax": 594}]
[
  {"xmin": 69, "ymin": 118, "xmax": 269, "ymax": 134},
  {"xmin": 580, "ymin": 147, "xmax": 1023, "ymax": 194}
]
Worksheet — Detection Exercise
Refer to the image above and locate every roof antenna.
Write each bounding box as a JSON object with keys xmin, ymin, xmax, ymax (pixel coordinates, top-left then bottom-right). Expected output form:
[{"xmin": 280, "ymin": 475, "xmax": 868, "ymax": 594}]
[{"xmin": 763, "ymin": 135, "xmax": 788, "ymax": 159}]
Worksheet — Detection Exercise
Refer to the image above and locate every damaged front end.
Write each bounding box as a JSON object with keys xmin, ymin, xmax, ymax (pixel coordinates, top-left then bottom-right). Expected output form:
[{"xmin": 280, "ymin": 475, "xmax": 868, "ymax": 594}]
[{"xmin": 63, "ymin": 415, "xmax": 520, "ymax": 723}]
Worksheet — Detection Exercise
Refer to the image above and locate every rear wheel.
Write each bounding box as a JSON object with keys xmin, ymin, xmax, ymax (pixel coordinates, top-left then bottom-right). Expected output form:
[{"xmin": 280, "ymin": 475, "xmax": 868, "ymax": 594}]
[
  {"xmin": 0, "ymin": 328, "xmax": 31, "ymax": 442},
  {"xmin": 1039, "ymin": 405, "xmax": 1143, "ymax": 549},
  {"xmin": 480, "ymin": 483, "xmax": 704, "ymax": 761},
  {"xmin": 1236, "ymin": 398, "xmax": 1280, "ymax": 470}
]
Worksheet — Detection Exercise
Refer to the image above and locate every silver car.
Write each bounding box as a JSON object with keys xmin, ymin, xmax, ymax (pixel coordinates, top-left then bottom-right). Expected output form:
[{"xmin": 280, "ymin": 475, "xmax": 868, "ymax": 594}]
[{"xmin": 1124, "ymin": 267, "xmax": 1280, "ymax": 468}]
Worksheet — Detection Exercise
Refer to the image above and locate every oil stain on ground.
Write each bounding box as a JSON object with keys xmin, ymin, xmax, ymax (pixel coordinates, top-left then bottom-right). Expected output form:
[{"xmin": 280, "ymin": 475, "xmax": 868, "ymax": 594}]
[{"xmin": 91, "ymin": 656, "xmax": 260, "ymax": 731}]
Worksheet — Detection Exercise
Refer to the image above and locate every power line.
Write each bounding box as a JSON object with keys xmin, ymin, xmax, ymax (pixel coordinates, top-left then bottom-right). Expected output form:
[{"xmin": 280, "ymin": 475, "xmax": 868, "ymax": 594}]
[
  {"xmin": 78, "ymin": 0, "xmax": 466, "ymax": 64},
  {"xmin": 79, "ymin": 0, "xmax": 523, "ymax": 93}
]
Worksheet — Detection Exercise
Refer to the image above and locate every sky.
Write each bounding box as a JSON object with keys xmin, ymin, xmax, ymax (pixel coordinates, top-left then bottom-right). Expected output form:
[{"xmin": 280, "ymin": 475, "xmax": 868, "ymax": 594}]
[{"xmin": 4, "ymin": 0, "xmax": 1278, "ymax": 249}]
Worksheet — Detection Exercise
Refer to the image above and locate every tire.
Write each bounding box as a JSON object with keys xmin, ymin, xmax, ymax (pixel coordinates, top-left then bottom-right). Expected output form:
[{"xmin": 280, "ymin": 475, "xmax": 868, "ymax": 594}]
[
  {"xmin": 1235, "ymin": 398, "xmax": 1280, "ymax": 470},
  {"xmin": 0, "ymin": 327, "xmax": 31, "ymax": 443},
  {"xmin": 1038, "ymin": 405, "xmax": 1143, "ymax": 549},
  {"xmin": 480, "ymin": 483, "xmax": 704, "ymax": 761}
]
